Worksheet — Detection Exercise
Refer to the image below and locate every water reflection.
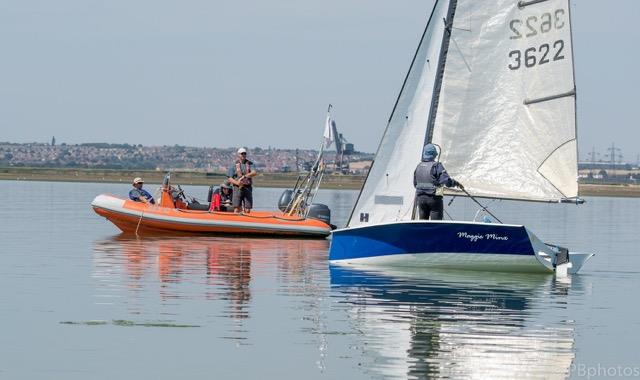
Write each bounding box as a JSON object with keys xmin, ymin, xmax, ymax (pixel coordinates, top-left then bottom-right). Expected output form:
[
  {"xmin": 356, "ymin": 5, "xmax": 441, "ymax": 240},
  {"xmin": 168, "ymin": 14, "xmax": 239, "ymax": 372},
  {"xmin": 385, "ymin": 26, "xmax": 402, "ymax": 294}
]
[
  {"xmin": 93, "ymin": 236, "xmax": 328, "ymax": 322},
  {"xmin": 330, "ymin": 266, "xmax": 578, "ymax": 380},
  {"xmin": 204, "ymin": 240, "xmax": 252, "ymax": 319},
  {"xmin": 92, "ymin": 234, "xmax": 579, "ymax": 379}
]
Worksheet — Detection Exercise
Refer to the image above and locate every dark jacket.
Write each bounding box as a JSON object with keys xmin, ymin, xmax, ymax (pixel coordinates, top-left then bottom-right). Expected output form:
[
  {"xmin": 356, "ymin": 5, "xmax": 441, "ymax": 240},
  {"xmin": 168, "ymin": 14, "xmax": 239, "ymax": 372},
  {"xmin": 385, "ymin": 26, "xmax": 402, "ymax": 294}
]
[
  {"xmin": 413, "ymin": 161, "xmax": 454, "ymax": 196},
  {"xmin": 213, "ymin": 187, "xmax": 232, "ymax": 204}
]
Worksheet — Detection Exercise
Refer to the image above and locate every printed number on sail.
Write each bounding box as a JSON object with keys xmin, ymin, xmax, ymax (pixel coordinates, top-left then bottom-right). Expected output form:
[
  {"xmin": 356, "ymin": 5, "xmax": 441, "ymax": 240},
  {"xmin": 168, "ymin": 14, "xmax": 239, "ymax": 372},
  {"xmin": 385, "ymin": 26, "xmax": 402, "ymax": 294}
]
[
  {"xmin": 509, "ymin": 9, "xmax": 565, "ymax": 39},
  {"xmin": 507, "ymin": 8, "xmax": 567, "ymax": 71},
  {"xmin": 508, "ymin": 40, "xmax": 564, "ymax": 70}
]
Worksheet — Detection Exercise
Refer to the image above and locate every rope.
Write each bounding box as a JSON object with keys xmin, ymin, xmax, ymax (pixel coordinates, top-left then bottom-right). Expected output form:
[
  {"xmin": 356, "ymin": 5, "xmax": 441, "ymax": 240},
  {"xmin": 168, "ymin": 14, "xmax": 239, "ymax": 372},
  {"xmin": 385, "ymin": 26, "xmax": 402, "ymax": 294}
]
[
  {"xmin": 175, "ymin": 208, "xmax": 308, "ymax": 222},
  {"xmin": 135, "ymin": 209, "xmax": 145, "ymax": 237},
  {"xmin": 460, "ymin": 188, "xmax": 503, "ymax": 224},
  {"xmin": 443, "ymin": 209, "xmax": 454, "ymax": 221}
]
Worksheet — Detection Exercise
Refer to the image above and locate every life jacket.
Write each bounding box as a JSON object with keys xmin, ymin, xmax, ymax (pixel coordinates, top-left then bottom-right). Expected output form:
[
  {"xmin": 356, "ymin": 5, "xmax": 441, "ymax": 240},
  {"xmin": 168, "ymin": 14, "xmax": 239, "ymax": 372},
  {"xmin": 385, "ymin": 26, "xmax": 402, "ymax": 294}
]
[
  {"xmin": 235, "ymin": 160, "xmax": 253, "ymax": 187},
  {"xmin": 415, "ymin": 161, "xmax": 439, "ymax": 195},
  {"xmin": 209, "ymin": 193, "xmax": 221, "ymax": 211}
]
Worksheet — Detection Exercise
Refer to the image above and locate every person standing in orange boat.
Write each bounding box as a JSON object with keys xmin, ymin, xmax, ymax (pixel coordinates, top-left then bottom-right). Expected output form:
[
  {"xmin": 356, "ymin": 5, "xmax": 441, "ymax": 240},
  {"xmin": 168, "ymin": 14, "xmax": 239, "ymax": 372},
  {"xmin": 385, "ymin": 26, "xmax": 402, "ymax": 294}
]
[{"xmin": 227, "ymin": 147, "xmax": 257, "ymax": 214}]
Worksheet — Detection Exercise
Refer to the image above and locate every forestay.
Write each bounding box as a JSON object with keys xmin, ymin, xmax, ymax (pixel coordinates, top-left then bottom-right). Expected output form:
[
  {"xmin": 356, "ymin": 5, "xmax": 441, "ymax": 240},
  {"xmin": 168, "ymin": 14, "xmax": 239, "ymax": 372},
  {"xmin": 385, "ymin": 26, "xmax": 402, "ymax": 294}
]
[
  {"xmin": 431, "ymin": 0, "xmax": 578, "ymax": 202},
  {"xmin": 348, "ymin": 0, "xmax": 451, "ymax": 228}
]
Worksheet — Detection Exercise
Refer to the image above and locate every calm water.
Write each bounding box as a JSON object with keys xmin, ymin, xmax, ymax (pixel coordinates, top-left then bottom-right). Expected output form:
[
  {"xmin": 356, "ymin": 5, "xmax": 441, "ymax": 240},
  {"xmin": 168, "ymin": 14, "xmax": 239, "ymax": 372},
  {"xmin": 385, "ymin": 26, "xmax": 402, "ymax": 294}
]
[{"xmin": 1, "ymin": 180, "xmax": 638, "ymax": 379}]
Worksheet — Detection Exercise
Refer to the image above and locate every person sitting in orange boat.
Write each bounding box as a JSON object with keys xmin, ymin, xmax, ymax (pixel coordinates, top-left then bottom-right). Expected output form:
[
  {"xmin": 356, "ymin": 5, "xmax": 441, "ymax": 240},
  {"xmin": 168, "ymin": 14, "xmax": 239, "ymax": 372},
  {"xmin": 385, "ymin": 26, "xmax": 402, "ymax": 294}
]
[
  {"xmin": 227, "ymin": 147, "xmax": 257, "ymax": 214},
  {"xmin": 129, "ymin": 177, "xmax": 155, "ymax": 204},
  {"xmin": 209, "ymin": 181, "xmax": 233, "ymax": 212}
]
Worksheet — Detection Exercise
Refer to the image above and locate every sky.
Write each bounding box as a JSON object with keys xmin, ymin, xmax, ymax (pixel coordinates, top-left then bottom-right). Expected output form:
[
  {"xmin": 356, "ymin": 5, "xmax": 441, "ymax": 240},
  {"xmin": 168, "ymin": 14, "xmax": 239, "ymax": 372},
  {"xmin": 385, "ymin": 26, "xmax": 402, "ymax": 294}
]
[{"xmin": 0, "ymin": 0, "xmax": 638, "ymax": 163}]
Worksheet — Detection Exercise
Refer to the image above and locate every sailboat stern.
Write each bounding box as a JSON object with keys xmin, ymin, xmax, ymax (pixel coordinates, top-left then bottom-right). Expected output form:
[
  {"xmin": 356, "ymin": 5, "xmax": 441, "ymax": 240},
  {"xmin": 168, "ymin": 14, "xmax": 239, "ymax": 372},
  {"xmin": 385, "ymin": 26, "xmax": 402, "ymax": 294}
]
[{"xmin": 525, "ymin": 229, "xmax": 594, "ymax": 275}]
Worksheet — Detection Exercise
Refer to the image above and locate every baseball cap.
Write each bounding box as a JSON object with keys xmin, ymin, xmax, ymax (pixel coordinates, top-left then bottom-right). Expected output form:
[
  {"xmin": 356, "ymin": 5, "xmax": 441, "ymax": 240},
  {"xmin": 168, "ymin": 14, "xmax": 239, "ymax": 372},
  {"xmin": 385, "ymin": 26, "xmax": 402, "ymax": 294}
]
[
  {"xmin": 237, "ymin": 147, "xmax": 247, "ymax": 154},
  {"xmin": 133, "ymin": 177, "xmax": 144, "ymax": 184}
]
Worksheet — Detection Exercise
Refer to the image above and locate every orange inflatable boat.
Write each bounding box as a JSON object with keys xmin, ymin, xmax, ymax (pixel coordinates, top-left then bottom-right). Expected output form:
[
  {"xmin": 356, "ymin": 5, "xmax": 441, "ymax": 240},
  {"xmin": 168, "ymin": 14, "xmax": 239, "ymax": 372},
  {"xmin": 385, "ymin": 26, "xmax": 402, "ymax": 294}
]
[
  {"xmin": 92, "ymin": 193, "xmax": 332, "ymax": 237},
  {"xmin": 92, "ymin": 172, "xmax": 333, "ymax": 237}
]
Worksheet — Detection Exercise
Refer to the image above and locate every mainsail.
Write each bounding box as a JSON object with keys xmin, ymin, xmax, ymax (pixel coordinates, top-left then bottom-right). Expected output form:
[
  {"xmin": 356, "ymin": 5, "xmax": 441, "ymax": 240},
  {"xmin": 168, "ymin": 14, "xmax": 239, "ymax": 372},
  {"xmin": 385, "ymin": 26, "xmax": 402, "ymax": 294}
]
[
  {"xmin": 349, "ymin": 0, "xmax": 578, "ymax": 228},
  {"xmin": 430, "ymin": 0, "xmax": 578, "ymax": 202}
]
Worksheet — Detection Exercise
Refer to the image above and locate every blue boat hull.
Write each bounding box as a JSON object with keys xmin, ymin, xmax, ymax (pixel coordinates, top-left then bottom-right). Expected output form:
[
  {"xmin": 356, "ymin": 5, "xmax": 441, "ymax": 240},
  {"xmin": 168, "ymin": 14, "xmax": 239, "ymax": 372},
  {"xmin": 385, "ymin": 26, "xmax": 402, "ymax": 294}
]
[{"xmin": 329, "ymin": 221, "xmax": 554, "ymax": 273}]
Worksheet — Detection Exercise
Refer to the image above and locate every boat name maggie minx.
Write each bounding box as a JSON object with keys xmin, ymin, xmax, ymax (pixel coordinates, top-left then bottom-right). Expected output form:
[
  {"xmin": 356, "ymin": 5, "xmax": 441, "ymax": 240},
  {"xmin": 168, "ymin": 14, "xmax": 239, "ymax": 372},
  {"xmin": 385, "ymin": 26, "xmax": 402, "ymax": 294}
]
[{"xmin": 457, "ymin": 232, "xmax": 509, "ymax": 242}]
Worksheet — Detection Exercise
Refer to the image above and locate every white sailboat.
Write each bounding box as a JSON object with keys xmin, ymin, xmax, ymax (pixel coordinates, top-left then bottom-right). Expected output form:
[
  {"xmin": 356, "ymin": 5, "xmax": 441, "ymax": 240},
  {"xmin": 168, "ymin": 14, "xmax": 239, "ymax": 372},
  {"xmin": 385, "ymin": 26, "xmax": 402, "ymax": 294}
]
[{"xmin": 329, "ymin": 0, "xmax": 594, "ymax": 274}]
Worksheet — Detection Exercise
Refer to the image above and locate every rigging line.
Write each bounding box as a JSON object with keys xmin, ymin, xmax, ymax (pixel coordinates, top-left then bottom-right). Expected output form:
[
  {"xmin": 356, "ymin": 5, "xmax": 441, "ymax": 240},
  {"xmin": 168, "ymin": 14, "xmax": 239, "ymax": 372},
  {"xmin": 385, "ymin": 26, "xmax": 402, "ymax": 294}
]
[
  {"xmin": 537, "ymin": 171, "xmax": 569, "ymax": 200},
  {"xmin": 400, "ymin": 197, "xmax": 415, "ymax": 220},
  {"xmin": 411, "ymin": 194, "xmax": 417, "ymax": 220},
  {"xmin": 450, "ymin": 36, "xmax": 471, "ymax": 72},
  {"xmin": 537, "ymin": 138, "xmax": 577, "ymax": 170},
  {"xmin": 460, "ymin": 188, "xmax": 503, "ymax": 224},
  {"xmin": 536, "ymin": 138, "xmax": 577, "ymax": 200},
  {"xmin": 443, "ymin": 208, "xmax": 454, "ymax": 221}
]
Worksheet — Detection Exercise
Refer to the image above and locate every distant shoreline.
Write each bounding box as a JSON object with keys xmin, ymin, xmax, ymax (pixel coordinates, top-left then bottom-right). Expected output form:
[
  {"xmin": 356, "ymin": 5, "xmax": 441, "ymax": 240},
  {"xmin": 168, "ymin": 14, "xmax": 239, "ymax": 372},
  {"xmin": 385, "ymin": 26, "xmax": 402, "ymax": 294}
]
[
  {"xmin": 0, "ymin": 167, "xmax": 364, "ymax": 190},
  {"xmin": 2, "ymin": 167, "xmax": 639, "ymax": 197}
]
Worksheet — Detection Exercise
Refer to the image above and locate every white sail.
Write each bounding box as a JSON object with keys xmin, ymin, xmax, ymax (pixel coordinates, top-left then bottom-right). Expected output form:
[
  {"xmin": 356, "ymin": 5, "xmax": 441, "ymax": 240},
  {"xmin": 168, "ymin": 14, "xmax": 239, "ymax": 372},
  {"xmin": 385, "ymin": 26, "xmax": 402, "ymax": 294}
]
[
  {"xmin": 348, "ymin": 0, "xmax": 451, "ymax": 227},
  {"xmin": 431, "ymin": 0, "xmax": 578, "ymax": 202}
]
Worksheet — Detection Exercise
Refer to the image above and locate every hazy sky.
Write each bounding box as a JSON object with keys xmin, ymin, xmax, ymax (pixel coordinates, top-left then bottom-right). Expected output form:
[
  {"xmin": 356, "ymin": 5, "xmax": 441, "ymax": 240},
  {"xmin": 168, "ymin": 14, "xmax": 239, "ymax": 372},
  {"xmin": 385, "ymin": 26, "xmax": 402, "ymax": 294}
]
[{"xmin": 0, "ymin": 0, "xmax": 638, "ymax": 162}]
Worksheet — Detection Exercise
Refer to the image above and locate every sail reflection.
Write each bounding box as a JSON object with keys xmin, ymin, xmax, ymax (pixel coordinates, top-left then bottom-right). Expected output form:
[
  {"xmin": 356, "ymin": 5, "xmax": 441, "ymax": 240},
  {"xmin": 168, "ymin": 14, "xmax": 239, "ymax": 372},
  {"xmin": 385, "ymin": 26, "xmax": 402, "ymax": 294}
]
[{"xmin": 330, "ymin": 265, "xmax": 577, "ymax": 380}]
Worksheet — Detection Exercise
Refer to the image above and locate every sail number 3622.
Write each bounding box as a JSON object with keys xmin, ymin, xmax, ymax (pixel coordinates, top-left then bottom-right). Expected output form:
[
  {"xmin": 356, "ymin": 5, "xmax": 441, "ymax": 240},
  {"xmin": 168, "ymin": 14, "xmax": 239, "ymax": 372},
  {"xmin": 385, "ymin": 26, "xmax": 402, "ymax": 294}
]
[
  {"xmin": 508, "ymin": 40, "xmax": 564, "ymax": 70},
  {"xmin": 509, "ymin": 9, "xmax": 565, "ymax": 39},
  {"xmin": 507, "ymin": 9, "xmax": 567, "ymax": 70}
]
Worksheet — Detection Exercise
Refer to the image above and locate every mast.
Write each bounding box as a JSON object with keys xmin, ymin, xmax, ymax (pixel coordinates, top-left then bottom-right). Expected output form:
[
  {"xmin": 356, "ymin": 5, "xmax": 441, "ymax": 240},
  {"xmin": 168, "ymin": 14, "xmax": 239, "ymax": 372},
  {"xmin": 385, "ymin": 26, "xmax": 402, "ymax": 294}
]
[
  {"xmin": 567, "ymin": 0, "xmax": 580, "ymax": 197},
  {"xmin": 424, "ymin": 0, "xmax": 458, "ymax": 145}
]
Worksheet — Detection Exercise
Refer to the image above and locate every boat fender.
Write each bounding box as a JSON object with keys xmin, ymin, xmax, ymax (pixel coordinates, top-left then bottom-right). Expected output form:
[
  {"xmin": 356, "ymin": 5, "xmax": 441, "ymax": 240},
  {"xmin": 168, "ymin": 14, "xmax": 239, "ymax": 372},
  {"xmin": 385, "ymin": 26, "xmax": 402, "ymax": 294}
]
[{"xmin": 207, "ymin": 186, "xmax": 214, "ymax": 203}]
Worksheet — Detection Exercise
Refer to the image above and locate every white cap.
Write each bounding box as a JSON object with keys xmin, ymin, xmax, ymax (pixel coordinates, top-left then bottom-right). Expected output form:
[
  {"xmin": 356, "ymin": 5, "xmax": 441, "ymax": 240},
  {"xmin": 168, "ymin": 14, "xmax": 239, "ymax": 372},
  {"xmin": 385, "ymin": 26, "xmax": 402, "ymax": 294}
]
[
  {"xmin": 133, "ymin": 177, "xmax": 144, "ymax": 184},
  {"xmin": 237, "ymin": 147, "xmax": 247, "ymax": 154}
]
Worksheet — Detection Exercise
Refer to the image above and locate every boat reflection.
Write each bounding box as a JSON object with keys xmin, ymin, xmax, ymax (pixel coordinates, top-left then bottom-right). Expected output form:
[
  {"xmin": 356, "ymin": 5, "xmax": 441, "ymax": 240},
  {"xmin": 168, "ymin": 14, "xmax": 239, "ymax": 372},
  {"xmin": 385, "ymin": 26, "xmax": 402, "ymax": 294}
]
[
  {"xmin": 330, "ymin": 265, "xmax": 578, "ymax": 380},
  {"xmin": 93, "ymin": 235, "xmax": 328, "ymax": 322}
]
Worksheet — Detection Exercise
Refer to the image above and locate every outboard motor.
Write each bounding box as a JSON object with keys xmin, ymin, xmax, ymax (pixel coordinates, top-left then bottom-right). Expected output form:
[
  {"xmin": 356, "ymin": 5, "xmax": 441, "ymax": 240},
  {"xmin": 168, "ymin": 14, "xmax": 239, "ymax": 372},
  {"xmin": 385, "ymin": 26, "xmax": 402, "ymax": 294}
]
[
  {"xmin": 278, "ymin": 189, "xmax": 294, "ymax": 212},
  {"xmin": 307, "ymin": 203, "xmax": 331, "ymax": 226}
]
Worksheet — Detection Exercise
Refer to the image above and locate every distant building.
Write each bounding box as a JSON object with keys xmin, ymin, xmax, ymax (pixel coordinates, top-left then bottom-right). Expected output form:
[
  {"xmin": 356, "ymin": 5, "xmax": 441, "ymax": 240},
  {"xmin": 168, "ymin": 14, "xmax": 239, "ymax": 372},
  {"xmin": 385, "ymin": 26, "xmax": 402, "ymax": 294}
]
[
  {"xmin": 578, "ymin": 161, "xmax": 632, "ymax": 171},
  {"xmin": 51, "ymin": 136, "xmax": 56, "ymax": 146}
]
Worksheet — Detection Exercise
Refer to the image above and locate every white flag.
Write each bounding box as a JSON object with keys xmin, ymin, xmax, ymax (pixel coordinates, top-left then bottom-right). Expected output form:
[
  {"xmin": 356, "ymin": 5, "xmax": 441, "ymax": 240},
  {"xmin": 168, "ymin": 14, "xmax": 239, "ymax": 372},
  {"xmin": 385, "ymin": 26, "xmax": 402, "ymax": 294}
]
[{"xmin": 323, "ymin": 115, "xmax": 335, "ymax": 149}]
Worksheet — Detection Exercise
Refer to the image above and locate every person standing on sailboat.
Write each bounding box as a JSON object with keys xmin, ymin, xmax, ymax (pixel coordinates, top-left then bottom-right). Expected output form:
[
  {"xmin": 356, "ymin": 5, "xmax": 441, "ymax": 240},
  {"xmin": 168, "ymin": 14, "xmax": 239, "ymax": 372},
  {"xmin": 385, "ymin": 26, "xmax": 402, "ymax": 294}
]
[{"xmin": 413, "ymin": 144, "xmax": 462, "ymax": 220}]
